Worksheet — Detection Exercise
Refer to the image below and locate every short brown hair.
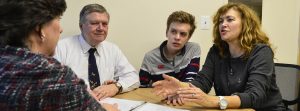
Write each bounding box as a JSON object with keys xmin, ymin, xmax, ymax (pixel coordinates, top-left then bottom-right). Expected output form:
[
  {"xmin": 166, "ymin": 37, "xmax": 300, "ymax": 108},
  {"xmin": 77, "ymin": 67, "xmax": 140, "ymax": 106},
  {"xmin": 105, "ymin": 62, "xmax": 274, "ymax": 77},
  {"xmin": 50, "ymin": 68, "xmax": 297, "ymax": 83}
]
[{"xmin": 166, "ymin": 11, "xmax": 196, "ymax": 38}]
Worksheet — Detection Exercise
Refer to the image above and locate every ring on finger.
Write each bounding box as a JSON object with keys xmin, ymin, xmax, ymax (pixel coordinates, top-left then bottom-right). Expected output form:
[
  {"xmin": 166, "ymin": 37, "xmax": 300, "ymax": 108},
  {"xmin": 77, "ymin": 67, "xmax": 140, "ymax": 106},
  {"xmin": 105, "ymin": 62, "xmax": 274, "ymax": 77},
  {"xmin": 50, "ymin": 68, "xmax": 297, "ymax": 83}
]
[{"xmin": 192, "ymin": 93, "xmax": 195, "ymax": 97}]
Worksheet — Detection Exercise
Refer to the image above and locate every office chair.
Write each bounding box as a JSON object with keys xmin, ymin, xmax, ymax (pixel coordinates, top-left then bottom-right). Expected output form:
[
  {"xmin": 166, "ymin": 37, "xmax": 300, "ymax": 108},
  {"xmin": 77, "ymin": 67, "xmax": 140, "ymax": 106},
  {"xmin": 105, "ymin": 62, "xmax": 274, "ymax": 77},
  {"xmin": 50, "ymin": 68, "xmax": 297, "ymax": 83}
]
[{"xmin": 275, "ymin": 63, "xmax": 300, "ymax": 111}]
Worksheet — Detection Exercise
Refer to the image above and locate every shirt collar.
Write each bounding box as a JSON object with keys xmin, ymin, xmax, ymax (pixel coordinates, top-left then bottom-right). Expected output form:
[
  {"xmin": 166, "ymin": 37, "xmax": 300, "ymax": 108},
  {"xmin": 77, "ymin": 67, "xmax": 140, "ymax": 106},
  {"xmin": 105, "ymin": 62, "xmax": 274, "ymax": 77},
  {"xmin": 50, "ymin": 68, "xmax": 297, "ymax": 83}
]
[
  {"xmin": 159, "ymin": 40, "xmax": 186, "ymax": 62},
  {"xmin": 79, "ymin": 34, "xmax": 101, "ymax": 54}
]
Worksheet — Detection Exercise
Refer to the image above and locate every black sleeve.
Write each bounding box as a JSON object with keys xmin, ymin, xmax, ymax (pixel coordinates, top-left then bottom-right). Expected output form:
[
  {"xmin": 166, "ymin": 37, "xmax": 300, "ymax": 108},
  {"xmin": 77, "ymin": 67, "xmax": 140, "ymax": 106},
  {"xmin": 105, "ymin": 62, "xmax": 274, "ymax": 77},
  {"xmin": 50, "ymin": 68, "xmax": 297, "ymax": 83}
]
[
  {"xmin": 139, "ymin": 55, "xmax": 153, "ymax": 88},
  {"xmin": 139, "ymin": 69, "xmax": 152, "ymax": 88},
  {"xmin": 190, "ymin": 46, "xmax": 215, "ymax": 93},
  {"xmin": 236, "ymin": 45, "xmax": 275, "ymax": 109}
]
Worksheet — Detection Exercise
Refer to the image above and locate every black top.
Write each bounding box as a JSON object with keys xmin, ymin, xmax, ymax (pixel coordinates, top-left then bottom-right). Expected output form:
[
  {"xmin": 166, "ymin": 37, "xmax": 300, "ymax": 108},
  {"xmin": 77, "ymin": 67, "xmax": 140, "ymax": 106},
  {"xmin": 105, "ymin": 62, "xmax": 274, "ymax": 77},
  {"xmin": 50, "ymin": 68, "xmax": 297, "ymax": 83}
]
[{"xmin": 190, "ymin": 44, "xmax": 285, "ymax": 111}]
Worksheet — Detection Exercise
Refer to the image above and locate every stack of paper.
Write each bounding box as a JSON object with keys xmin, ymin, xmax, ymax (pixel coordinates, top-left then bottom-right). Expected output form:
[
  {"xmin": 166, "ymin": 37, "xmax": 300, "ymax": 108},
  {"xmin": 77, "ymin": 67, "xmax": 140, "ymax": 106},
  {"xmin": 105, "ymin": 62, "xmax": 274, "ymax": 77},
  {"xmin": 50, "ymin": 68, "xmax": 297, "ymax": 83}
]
[{"xmin": 100, "ymin": 98, "xmax": 190, "ymax": 111}]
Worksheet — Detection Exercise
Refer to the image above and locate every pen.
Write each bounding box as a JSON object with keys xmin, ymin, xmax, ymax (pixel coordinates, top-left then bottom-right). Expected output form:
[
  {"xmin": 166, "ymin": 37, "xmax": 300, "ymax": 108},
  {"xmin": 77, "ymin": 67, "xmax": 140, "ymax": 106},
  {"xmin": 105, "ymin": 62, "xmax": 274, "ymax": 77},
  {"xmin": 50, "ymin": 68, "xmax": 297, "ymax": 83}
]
[{"xmin": 129, "ymin": 101, "xmax": 147, "ymax": 111}]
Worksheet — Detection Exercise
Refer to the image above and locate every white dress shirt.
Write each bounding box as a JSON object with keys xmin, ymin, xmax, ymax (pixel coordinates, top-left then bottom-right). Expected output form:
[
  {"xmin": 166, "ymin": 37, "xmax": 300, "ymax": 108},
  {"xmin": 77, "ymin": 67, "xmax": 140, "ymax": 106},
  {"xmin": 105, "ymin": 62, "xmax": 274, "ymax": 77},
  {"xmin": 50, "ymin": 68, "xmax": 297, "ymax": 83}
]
[{"xmin": 54, "ymin": 34, "xmax": 140, "ymax": 92}]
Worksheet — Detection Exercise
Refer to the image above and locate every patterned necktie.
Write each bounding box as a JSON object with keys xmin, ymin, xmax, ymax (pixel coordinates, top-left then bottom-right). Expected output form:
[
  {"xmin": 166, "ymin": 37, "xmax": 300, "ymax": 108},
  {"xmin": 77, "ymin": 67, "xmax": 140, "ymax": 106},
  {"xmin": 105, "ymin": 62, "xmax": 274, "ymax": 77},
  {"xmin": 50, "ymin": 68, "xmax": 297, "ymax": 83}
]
[{"xmin": 88, "ymin": 48, "xmax": 100, "ymax": 90}]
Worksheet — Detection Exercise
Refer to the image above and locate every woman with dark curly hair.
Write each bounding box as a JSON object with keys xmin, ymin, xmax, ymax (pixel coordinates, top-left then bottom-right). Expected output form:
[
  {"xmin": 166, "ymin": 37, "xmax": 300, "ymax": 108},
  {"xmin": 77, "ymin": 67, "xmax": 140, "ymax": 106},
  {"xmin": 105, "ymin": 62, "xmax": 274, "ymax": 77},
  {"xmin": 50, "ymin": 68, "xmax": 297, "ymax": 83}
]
[{"xmin": 0, "ymin": 0, "xmax": 117, "ymax": 110}]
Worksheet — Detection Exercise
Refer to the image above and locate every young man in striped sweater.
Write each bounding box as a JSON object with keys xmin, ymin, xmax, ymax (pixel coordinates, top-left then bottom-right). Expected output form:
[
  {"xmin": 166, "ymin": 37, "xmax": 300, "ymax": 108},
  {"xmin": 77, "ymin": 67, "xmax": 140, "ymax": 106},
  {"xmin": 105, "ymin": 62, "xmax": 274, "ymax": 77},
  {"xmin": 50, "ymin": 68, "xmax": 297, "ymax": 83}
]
[{"xmin": 139, "ymin": 11, "xmax": 201, "ymax": 88}]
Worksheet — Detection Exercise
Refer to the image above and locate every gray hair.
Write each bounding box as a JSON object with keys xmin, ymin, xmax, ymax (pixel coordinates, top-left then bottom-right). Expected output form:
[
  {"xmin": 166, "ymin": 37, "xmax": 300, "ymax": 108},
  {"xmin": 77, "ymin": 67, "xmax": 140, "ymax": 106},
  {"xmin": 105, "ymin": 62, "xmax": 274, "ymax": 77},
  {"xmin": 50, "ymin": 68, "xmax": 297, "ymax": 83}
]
[{"xmin": 79, "ymin": 4, "xmax": 110, "ymax": 24}]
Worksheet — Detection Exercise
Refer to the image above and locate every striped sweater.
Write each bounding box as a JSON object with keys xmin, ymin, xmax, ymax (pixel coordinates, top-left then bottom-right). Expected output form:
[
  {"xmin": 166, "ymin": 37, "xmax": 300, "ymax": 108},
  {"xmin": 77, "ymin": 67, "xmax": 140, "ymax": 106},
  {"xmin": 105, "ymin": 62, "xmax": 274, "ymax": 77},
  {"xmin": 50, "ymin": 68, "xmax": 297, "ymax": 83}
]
[{"xmin": 139, "ymin": 41, "xmax": 201, "ymax": 87}]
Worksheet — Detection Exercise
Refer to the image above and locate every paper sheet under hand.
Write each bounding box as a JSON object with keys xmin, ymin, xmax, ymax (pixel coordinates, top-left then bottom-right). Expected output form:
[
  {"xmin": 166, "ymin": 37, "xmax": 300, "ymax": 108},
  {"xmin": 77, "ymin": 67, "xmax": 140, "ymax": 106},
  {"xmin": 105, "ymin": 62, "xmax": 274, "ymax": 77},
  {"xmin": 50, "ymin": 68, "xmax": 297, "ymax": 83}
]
[
  {"xmin": 133, "ymin": 102, "xmax": 190, "ymax": 111},
  {"xmin": 100, "ymin": 98, "xmax": 190, "ymax": 111},
  {"xmin": 100, "ymin": 98, "xmax": 145, "ymax": 111}
]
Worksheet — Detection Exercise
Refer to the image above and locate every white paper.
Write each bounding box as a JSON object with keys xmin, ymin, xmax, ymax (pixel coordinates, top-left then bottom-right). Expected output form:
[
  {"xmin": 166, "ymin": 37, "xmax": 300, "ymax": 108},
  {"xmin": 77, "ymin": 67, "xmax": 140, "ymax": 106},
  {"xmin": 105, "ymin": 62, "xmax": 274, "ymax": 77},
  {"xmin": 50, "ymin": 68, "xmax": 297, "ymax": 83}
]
[
  {"xmin": 100, "ymin": 98, "xmax": 145, "ymax": 111},
  {"xmin": 100, "ymin": 98, "xmax": 190, "ymax": 111},
  {"xmin": 133, "ymin": 102, "xmax": 190, "ymax": 111}
]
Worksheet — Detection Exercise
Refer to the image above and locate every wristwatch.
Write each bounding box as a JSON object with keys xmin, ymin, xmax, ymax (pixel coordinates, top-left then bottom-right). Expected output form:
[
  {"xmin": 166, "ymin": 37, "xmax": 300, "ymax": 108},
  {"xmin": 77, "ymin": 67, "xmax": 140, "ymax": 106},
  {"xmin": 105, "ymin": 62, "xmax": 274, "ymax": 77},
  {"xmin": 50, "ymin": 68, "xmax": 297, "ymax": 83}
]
[
  {"xmin": 114, "ymin": 82, "xmax": 123, "ymax": 94},
  {"xmin": 218, "ymin": 96, "xmax": 228, "ymax": 110}
]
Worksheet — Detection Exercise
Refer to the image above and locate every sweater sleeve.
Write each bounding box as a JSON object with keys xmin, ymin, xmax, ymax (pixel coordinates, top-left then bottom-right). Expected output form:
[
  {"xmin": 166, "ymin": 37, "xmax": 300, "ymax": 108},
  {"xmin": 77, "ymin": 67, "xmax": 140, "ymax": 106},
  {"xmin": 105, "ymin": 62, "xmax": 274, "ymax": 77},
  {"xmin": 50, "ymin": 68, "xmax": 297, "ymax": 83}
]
[
  {"xmin": 40, "ymin": 66, "xmax": 106, "ymax": 111},
  {"xmin": 236, "ymin": 45, "xmax": 275, "ymax": 109},
  {"xmin": 182, "ymin": 43, "xmax": 201, "ymax": 82},
  {"xmin": 139, "ymin": 54, "xmax": 154, "ymax": 88},
  {"xmin": 190, "ymin": 46, "xmax": 215, "ymax": 93}
]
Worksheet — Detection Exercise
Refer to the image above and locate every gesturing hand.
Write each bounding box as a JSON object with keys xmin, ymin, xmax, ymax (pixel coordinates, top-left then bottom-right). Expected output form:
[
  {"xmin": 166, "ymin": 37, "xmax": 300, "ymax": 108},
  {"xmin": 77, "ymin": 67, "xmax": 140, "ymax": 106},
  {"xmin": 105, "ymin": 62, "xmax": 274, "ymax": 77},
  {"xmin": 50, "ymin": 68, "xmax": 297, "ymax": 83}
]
[
  {"xmin": 176, "ymin": 83, "xmax": 210, "ymax": 107},
  {"xmin": 152, "ymin": 74, "xmax": 183, "ymax": 98}
]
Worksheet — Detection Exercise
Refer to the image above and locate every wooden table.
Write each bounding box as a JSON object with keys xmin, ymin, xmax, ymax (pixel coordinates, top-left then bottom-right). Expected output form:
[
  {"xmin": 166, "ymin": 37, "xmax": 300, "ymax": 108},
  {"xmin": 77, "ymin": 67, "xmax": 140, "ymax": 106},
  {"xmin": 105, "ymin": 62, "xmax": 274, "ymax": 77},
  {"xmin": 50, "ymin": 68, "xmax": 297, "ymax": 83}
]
[{"xmin": 114, "ymin": 88, "xmax": 254, "ymax": 111}]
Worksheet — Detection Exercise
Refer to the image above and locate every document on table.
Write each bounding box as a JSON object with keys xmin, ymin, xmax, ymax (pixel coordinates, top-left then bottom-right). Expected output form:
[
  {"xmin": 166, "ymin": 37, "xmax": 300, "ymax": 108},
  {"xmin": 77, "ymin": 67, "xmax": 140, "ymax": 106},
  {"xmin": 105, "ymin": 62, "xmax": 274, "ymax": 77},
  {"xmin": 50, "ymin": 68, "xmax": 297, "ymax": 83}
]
[{"xmin": 100, "ymin": 98, "xmax": 190, "ymax": 111}]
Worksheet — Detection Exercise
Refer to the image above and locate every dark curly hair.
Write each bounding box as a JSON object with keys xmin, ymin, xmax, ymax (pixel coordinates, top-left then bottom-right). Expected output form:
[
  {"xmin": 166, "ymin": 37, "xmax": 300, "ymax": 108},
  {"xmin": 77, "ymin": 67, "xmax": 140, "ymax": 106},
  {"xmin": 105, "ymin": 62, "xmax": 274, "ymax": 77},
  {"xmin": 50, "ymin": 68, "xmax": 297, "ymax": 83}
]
[{"xmin": 0, "ymin": 0, "xmax": 66, "ymax": 47}]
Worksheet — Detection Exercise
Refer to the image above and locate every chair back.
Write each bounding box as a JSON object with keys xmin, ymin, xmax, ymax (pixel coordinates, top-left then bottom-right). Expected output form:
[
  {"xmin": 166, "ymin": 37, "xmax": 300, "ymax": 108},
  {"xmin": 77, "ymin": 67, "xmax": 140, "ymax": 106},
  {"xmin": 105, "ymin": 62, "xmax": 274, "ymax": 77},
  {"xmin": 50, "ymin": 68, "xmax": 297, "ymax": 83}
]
[{"xmin": 275, "ymin": 63, "xmax": 300, "ymax": 111}]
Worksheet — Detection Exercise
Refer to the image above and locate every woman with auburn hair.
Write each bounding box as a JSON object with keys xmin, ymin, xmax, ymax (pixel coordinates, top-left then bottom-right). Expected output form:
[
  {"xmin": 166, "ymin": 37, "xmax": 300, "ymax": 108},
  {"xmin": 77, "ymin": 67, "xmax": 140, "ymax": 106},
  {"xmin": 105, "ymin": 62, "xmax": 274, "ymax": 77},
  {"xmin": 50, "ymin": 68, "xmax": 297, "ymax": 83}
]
[
  {"xmin": 212, "ymin": 3, "xmax": 271, "ymax": 59},
  {"xmin": 153, "ymin": 3, "xmax": 285, "ymax": 111}
]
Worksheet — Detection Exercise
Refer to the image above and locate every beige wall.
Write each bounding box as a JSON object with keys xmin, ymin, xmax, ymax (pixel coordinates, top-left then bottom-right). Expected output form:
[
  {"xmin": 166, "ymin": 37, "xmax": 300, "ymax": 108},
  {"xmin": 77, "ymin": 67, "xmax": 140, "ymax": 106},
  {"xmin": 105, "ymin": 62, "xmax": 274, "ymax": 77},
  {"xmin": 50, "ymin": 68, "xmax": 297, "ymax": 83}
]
[
  {"xmin": 298, "ymin": 0, "xmax": 300, "ymax": 65},
  {"xmin": 60, "ymin": 0, "xmax": 300, "ymax": 69},
  {"xmin": 262, "ymin": 0, "xmax": 300, "ymax": 64},
  {"xmin": 61, "ymin": 0, "xmax": 226, "ymax": 69}
]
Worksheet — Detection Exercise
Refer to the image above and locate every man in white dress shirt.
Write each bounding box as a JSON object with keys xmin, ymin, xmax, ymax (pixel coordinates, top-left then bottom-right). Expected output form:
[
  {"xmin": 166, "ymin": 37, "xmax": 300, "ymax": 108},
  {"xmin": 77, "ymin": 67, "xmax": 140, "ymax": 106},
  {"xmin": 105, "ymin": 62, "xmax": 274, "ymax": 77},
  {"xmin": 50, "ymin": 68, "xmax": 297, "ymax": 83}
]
[{"xmin": 55, "ymin": 4, "xmax": 139, "ymax": 100}]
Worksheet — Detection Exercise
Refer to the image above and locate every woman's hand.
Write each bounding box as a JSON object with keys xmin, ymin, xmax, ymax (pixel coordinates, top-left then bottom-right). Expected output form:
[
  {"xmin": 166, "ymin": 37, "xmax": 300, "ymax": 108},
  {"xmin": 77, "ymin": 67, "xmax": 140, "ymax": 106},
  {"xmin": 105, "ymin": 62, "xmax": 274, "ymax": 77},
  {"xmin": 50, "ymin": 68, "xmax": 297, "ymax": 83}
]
[
  {"xmin": 177, "ymin": 83, "xmax": 214, "ymax": 107},
  {"xmin": 163, "ymin": 94, "xmax": 186, "ymax": 106},
  {"xmin": 152, "ymin": 74, "xmax": 183, "ymax": 98},
  {"xmin": 101, "ymin": 103, "xmax": 119, "ymax": 111}
]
